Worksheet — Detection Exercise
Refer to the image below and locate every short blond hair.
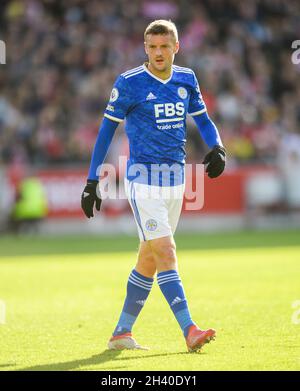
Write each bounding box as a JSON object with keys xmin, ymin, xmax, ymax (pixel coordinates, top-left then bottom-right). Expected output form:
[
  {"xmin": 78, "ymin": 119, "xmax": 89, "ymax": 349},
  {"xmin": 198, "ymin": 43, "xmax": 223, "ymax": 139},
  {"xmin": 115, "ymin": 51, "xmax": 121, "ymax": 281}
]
[{"xmin": 144, "ymin": 19, "xmax": 178, "ymax": 42}]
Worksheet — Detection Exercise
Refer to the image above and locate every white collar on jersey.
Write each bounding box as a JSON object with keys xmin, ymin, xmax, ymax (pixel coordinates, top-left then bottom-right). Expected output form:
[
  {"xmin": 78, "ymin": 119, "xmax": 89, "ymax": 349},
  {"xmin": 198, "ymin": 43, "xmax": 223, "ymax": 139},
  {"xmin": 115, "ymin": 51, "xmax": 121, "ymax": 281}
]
[{"xmin": 143, "ymin": 63, "xmax": 173, "ymax": 84}]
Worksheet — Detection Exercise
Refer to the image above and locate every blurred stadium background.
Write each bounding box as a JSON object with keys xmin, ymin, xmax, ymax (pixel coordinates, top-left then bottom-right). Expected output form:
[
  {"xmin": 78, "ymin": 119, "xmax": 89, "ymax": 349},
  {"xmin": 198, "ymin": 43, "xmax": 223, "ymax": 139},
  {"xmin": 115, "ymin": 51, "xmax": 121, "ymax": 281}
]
[
  {"xmin": 0, "ymin": 0, "xmax": 300, "ymax": 236},
  {"xmin": 1, "ymin": 0, "xmax": 300, "ymax": 372}
]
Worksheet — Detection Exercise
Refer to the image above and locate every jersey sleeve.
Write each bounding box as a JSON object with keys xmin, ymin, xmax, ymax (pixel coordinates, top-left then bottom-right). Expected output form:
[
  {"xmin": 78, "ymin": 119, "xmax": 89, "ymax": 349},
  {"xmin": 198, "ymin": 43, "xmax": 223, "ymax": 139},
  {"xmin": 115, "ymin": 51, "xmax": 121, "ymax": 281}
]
[
  {"xmin": 104, "ymin": 75, "xmax": 134, "ymax": 123},
  {"xmin": 188, "ymin": 72, "xmax": 207, "ymax": 117}
]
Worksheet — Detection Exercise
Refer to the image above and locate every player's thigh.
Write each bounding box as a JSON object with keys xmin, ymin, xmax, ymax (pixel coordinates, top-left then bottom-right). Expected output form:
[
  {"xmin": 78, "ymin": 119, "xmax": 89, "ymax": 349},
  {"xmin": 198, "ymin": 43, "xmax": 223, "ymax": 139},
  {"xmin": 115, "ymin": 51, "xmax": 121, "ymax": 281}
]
[
  {"xmin": 125, "ymin": 179, "xmax": 172, "ymax": 241},
  {"xmin": 148, "ymin": 235, "xmax": 177, "ymax": 257}
]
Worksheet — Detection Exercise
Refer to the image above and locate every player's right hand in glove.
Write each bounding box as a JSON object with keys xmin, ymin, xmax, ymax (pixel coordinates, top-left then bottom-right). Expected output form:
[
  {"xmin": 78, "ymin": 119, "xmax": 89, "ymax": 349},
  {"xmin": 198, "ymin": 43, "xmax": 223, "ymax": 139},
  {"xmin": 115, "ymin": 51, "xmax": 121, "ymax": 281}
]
[
  {"xmin": 81, "ymin": 180, "xmax": 102, "ymax": 218},
  {"xmin": 202, "ymin": 145, "xmax": 226, "ymax": 178}
]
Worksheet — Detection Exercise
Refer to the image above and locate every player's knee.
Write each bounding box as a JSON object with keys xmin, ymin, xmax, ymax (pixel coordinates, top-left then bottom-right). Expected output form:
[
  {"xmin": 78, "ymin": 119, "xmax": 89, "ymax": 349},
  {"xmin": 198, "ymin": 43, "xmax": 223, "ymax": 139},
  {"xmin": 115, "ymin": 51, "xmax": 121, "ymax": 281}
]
[
  {"xmin": 151, "ymin": 240, "xmax": 177, "ymax": 266},
  {"xmin": 136, "ymin": 244, "xmax": 156, "ymax": 276},
  {"xmin": 138, "ymin": 244, "xmax": 155, "ymax": 263},
  {"xmin": 144, "ymin": 252, "xmax": 156, "ymax": 266},
  {"xmin": 157, "ymin": 257, "xmax": 176, "ymax": 271}
]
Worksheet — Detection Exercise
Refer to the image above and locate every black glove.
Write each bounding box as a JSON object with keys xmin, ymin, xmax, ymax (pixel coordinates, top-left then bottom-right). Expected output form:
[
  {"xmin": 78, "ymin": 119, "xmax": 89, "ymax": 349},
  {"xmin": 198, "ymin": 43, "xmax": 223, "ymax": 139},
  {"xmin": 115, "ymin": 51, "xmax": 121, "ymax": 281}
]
[
  {"xmin": 202, "ymin": 145, "xmax": 226, "ymax": 178},
  {"xmin": 81, "ymin": 180, "xmax": 102, "ymax": 218}
]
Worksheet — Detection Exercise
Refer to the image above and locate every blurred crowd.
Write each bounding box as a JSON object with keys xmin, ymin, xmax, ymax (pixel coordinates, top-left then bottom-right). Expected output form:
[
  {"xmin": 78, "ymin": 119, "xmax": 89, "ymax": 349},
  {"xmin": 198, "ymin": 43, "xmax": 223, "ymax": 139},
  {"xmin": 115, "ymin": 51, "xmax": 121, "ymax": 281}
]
[{"xmin": 0, "ymin": 0, "xmax": 300, "ymax": 169}]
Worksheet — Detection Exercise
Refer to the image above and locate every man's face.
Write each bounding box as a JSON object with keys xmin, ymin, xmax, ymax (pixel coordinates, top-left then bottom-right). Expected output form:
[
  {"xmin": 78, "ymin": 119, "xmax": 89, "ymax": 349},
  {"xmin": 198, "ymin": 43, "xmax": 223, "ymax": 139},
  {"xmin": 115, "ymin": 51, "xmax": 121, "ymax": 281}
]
[{"xmin": 144, "ymin": 34, "xmax": 179, "ymax": 73}]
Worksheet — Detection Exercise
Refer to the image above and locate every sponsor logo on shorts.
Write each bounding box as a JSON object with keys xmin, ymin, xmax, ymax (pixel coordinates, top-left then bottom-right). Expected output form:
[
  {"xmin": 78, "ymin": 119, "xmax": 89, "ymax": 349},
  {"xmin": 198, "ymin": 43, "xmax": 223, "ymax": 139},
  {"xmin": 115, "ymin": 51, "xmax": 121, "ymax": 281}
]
[{"xmin": 145, "ymin": 219, "xmax": 157, "ymax": 231}]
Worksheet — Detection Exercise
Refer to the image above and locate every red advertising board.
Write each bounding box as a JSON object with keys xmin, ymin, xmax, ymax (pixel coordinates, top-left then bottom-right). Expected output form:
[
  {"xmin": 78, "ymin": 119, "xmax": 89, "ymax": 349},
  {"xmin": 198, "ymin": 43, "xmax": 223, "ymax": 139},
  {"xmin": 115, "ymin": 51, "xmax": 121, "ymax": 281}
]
[{"xmin": 7, "ymin": 165, "xmax": 276, "ymax": 218}]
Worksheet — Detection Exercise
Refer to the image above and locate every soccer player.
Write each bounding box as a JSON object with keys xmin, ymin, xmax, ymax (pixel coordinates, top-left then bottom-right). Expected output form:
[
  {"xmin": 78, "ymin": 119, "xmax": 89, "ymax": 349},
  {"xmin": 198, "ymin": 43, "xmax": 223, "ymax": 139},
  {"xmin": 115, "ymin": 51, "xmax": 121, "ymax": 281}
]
[{"xmin": 81, "ymin": 20, "xmax": 226, "ymax": 352}]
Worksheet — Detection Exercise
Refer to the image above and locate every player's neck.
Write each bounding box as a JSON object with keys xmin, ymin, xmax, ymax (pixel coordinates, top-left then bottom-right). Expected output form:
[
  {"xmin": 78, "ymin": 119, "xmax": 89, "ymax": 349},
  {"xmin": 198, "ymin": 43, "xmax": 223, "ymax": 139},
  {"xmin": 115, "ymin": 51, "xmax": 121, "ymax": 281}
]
[{"xmin": 146, "ymin": 62, "xmax": 172, "ymax": 80}]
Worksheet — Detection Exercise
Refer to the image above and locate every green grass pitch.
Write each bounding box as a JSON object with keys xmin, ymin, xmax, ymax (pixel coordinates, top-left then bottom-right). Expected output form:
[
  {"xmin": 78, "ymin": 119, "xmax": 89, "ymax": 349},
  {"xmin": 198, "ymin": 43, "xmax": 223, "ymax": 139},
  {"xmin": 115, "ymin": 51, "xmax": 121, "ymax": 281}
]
[{"xmin": 0, "ymin": 230, "xmax": 300, "ymax": 371}]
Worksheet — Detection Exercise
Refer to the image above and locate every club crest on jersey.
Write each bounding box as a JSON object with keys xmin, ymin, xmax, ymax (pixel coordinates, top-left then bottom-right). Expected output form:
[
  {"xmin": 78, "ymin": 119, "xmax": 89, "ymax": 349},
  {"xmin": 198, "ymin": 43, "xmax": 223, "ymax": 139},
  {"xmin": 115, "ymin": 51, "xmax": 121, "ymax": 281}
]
[
  {"xmin": 177, "ymin": 87, "xmax": 187, "ymax": 99},
  {"xmin": 145, "ymin": 219, "xmax": 157, "ymax": 231},
  {"xmin": 110, "ymin": 88, "xmax": 119, "ymax": 102}
]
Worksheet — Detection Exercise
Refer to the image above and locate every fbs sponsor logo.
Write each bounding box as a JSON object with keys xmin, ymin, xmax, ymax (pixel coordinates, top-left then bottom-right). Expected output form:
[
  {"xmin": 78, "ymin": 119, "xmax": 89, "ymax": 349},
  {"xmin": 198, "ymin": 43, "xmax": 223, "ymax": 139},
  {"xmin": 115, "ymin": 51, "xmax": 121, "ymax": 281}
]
[{"xmin": 154, "ymin": 102, "xmax": 185, "ymax": 120}]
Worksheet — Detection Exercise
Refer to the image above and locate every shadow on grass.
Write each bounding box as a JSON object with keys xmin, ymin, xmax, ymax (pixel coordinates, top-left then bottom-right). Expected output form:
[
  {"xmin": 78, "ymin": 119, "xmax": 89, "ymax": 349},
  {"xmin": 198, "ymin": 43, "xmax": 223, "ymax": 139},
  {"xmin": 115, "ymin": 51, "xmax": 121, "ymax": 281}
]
[
  {"xmin": 17, "ymin": 350, "xmax": 188, "ymax": 371},
  {"xmin": 0, "ymin": 363, "xmax": 16, "ymax": 368}
]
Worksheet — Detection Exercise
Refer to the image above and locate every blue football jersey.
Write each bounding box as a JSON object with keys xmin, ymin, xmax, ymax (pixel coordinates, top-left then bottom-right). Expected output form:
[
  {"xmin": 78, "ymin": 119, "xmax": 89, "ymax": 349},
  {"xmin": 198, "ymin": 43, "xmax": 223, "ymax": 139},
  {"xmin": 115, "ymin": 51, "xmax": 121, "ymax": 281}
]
[{"xmin": 104, "ymin": 63, "xmax": 207, "ymax": 185}]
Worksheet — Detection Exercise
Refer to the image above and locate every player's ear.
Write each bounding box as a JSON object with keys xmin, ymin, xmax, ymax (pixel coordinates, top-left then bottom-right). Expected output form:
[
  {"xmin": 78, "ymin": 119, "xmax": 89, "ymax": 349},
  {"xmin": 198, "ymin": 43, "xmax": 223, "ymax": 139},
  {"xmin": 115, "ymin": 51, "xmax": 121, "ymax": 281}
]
[
  {"xmin": 174, "ymin": 41, "xmax": 179, "ymax": 54},
  {"xmin": 144, "ymin": 41, "xmax": 148, "ymax": 55}
]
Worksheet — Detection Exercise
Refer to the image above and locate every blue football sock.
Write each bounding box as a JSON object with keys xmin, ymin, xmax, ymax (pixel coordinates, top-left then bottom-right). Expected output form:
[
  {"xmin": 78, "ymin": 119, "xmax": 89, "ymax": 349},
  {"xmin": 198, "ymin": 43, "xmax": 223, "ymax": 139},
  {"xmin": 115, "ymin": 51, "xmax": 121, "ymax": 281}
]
[
  {"xmin": 113, "ymin": 269, "xmax": 154, "ymax": 336},
  {"xmin": 157, "ymin": 270, "xmax": 195, "ymax": 337}
]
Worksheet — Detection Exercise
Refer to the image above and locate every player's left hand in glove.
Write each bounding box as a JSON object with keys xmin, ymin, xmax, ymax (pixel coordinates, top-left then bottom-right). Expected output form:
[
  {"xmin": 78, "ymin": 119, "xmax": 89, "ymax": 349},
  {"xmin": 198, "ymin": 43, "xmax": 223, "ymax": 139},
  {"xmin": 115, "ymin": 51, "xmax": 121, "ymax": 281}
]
[
  {"xmin": 81, "ymin": 180, "xmax": 102, "ymax": 218},
  {"xmin": 203, "ymin": 145, "xmax": 226, "ymax": 178}
]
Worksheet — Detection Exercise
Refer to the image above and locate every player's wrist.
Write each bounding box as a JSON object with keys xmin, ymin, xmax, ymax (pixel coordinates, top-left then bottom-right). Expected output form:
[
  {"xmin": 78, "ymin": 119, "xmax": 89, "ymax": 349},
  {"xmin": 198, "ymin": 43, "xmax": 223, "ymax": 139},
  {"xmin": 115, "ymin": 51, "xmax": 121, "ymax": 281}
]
[
  {"xmin": 213, "ymin": 145, "xmax": 226, "ymax": 154},
  {"xmin": 86, "ymin": 179, "xmax": 99, "ymax": 187}
]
